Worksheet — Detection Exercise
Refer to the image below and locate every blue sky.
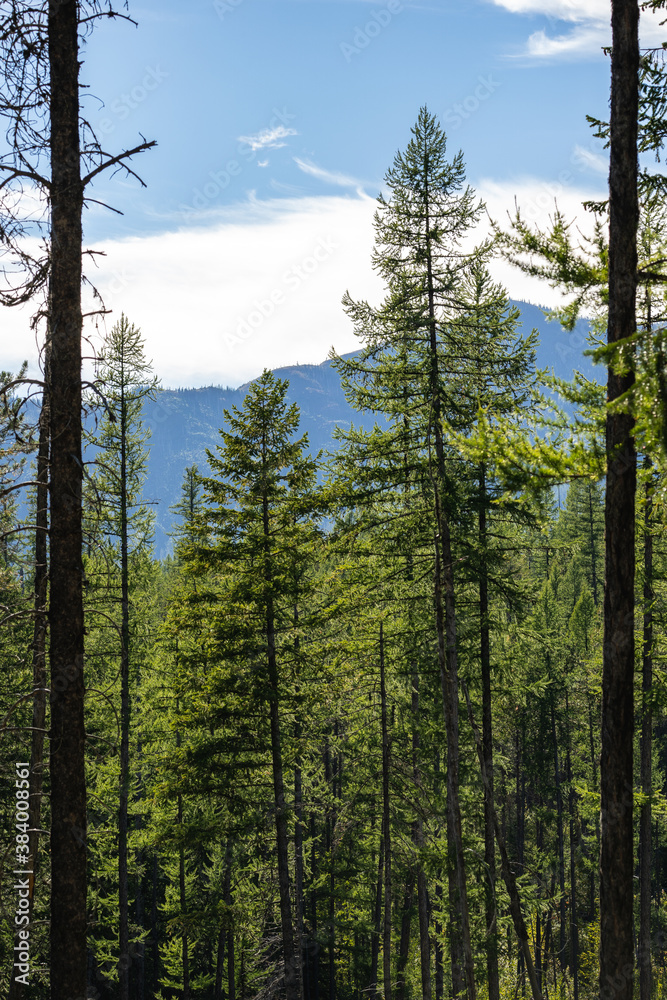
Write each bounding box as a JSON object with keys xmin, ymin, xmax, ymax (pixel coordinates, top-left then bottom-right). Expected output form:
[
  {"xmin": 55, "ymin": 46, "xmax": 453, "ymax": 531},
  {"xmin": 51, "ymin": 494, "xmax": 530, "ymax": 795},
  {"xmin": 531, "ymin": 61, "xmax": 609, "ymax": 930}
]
[{"xmin": 3, "ymin": 0, "xmax": 664, "ymax": 386}]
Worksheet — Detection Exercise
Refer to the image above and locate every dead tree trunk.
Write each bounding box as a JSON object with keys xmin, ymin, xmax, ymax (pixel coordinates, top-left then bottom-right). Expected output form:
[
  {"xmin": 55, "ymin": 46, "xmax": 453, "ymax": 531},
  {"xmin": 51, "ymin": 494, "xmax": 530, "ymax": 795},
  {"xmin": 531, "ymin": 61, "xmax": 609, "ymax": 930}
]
[{"xmin": 48, "ymin": 2, "xmax": 87, "ymax": 995}]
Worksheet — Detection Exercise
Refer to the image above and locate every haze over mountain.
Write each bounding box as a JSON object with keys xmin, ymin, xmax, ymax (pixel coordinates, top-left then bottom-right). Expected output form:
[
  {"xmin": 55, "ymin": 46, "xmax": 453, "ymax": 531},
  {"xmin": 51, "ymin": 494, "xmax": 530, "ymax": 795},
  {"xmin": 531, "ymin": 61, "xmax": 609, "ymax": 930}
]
[{"xmin": 142, "ymin": 301, "xmax": 597, "ymax": 556}]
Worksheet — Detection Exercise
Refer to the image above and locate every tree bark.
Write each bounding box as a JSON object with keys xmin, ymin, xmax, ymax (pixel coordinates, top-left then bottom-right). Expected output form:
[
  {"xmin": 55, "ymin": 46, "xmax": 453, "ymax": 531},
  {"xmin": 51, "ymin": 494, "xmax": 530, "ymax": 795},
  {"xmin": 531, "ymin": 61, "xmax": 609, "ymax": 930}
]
[
  {"xmin": 48, "ymin": 2, "xmax": 87, "ymax": 996},
  {"xmin": 601, "ymin": 4, "xmax": 638, "ymax": 999},
  {"xmin": 639, "ymin": 464, "xmax": 653, "ymax": 1000},
  {"xmin": 479, "ymin": 466, "xmax": 500, "ymax": 1000},
  {"xmin": 380, "ymin": 623, "xmax": 392, "ymax": 1000}
]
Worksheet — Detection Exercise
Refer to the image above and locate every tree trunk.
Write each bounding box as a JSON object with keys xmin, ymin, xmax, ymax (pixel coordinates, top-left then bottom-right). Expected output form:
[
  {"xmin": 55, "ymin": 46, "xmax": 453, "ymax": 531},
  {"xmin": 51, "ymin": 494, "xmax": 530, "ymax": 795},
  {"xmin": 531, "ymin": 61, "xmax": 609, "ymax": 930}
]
[
  {"xmin": 268, "ymin": 658, "xmax": 298, "ymax": 1000},
  {"xmin": 370, "ymin": 832, "xmax": 385, "ymax": 1000},
  {"xmin": 549, "ymin": 697, "xmax": 566, "ymax": 971},
  {"xmin": 135, "ymin": 727, "xmax": 146, "ymax": 1000},
  {"xmin": 565, "ymin": 691, "xmax": 579, "ymax": 1000},
  {"xmin": 261, "ymin": 471, "xmax": 299, "ymax": 1000},
  {"xmin": 422, "ymin": 163, "xmax": 475, "ymax": 1000},
  {"xmin": 601, "ymin": 3, "xmax": 639, "ymax": 999},
  {"xmin": 177, "ymin": 725, "xmax": 190, "ymax": 1000},
  {"xmin": 119, "ymin": 382, "xmax": 131, "ymax": 1000},
  {"xmin": 310, "ymin": 813, "xmax": 320, "ymax": 1000},
  {"xmin": 48, "ymin": 2, "xmax": 87, "ymax": 996},
  {"xmin": 325, "ymin": 733, "xmax": 337, "ymax": 1000},
  {"xmin": 295, "ymin": 739, "xmax": 307, "ymax": 1000},
  {"xmin": 396, "ymin": 872, "xmax": 415, "ymax": 1000},
  {"xmin": 461, "ymin": 680, "xmax": 543, "ymax": 1000},
  {"xmin": 412, "ymin": 670, "xmax": 432, "ymax": 1000},
  {"xmin": 215, "ymin": 925, "xmax": 226, "ymax": 1000},
  {"xmin": 8, "ymin": 346, "xmax": 50, "ymax": 1000},
  {"xmin": 151, "ymin": 852, "xmax": 161, "ymax": 991},
  {"xmin": 435, "ymin": 878, "xmax": 445, "ymax": 1000},
  {"xmin": 434, "ymin": 540, "xmax": 475, "ymax": 1000},
  {"xmin": 479, "ymin": 466, "xmax": 500, "ymax": 1000},
  {"xmin": 587, "ymin": 485, "xmax": 599, "ymax": 607},
  {"xmin": 640, "ymin": 464, "xmax": 653, "ymax": 1000},
  {"xmin": 380, "ymin": 624, "xmax": 392, "ymax": 1000}
]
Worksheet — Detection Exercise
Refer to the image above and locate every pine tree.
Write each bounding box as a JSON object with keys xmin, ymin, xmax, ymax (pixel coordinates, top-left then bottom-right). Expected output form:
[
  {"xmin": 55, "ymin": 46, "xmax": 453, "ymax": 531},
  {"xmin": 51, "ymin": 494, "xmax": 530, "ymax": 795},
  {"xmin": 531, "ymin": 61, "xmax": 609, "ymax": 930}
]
[
  {"xmin": 86, "ymin": 314, "xmax": 159, "ymax": 1000},
  {"xmin": 175, "ymin": 371, "xmax": 323, "ymax": 1000}
]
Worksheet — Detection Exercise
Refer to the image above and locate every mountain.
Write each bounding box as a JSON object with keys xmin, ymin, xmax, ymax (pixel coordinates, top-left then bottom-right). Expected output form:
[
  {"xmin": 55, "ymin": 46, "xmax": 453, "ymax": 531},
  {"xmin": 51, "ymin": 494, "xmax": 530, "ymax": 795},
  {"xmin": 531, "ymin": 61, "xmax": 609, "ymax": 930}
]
[
  {"xmin": 144, "ymin": 359, "xmax": 361, "ymax": 555},
  {"xmin": 141, "ymin": 300, "xmax": 599, "ymax": 557}
]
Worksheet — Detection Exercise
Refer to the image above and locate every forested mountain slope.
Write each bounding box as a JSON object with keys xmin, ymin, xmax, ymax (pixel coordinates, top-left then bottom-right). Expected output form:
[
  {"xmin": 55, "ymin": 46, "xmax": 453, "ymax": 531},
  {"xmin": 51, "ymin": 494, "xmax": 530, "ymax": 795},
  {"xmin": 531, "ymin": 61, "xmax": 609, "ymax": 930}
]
[{"xmin": 143, "ymin": 300, "xmax": 595, "ymax": 555}]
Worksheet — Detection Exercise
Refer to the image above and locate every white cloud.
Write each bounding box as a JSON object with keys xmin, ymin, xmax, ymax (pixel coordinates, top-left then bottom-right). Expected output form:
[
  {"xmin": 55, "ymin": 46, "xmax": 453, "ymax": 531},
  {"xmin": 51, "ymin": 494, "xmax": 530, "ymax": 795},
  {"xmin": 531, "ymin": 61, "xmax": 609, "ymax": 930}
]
[
  {"xmin": 1, "ymin": 195, "xmax": 382, "ymax": 389},
  {"xmin": 525, "ymin": 24, "xmax": 607, "ymax": 57},
  {"xmin": 237, "ymin": 125, "xmax": 299, "ymax": 152},
  {"xmin": 491, "ymin": 0, "xmax": 606, "ymax": 20},
  {"xmin": 490, "ymin": 0, "xmax": 667, "ymax": 58},
  {"xmin": 1, "ymin": 176, "xmax": 608, "ymax": 389},
  {"xmin": 478, "ymin": 174, "xmax": 607, "ymax": 307}
]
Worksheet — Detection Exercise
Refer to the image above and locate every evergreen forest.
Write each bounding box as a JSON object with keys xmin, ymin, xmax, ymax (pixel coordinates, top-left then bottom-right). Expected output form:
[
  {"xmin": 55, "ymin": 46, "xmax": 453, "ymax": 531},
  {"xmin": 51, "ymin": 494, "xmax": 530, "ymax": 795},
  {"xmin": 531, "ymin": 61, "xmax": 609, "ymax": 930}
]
[{"xmin": 0, "ymin": 4, "xmax": 665, "ymax": 1000}]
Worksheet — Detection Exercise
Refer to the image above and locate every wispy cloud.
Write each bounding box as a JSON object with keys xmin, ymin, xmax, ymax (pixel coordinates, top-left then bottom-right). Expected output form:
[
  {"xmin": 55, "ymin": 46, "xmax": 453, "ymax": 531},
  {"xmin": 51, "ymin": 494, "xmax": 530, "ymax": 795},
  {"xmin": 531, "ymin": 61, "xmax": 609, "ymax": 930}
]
[
  {"xmin": 524, "ymin": 23, "xmax": 607, "ymax": 58},
  {"xmin": 294, "ymin": 157, "xmax": 370, "ymax": 192},
  {"xmin": 490, "ymin": 0, "xmax": 667, "ymax": 58},
  {"xmin": 572, "ymin": 143, "xmax": 608, "ymax": 174},
  {"xmin": 491, "ymin": 0, "xmax": 606, "ymax": 20},
  {"xmin": 237, "ymin": 124, "xmax": 299, "ymax": 152}
]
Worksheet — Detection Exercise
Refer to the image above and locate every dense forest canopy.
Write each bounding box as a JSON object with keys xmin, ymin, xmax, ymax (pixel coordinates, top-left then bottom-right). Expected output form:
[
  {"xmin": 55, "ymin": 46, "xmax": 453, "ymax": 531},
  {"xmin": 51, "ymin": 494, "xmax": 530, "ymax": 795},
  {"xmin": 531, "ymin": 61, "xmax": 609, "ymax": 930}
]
[{"xmin": 1, "ymin": 2, "xmax": 667, "ymax": 1000}]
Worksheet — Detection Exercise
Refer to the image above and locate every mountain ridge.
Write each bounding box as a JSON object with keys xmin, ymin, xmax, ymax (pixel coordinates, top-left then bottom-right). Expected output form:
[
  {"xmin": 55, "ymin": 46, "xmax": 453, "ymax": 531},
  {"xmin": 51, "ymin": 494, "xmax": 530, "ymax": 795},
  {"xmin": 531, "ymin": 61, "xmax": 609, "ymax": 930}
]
[{"xmin": 140, "ymin": 300, "xmax": 598, "ymax": 556}]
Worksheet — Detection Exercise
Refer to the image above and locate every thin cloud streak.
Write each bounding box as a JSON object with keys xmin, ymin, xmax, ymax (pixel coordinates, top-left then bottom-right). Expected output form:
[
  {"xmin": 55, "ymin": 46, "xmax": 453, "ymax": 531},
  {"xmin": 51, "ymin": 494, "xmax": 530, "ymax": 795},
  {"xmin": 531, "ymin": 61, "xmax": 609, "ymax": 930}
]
[
  {"xmin": 237, "ymin": 125, "xmax": 299, "ymax": 152},
  {"xmin": 294, "ymin": 157, "xmax": 371, "ymax": 192}
]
